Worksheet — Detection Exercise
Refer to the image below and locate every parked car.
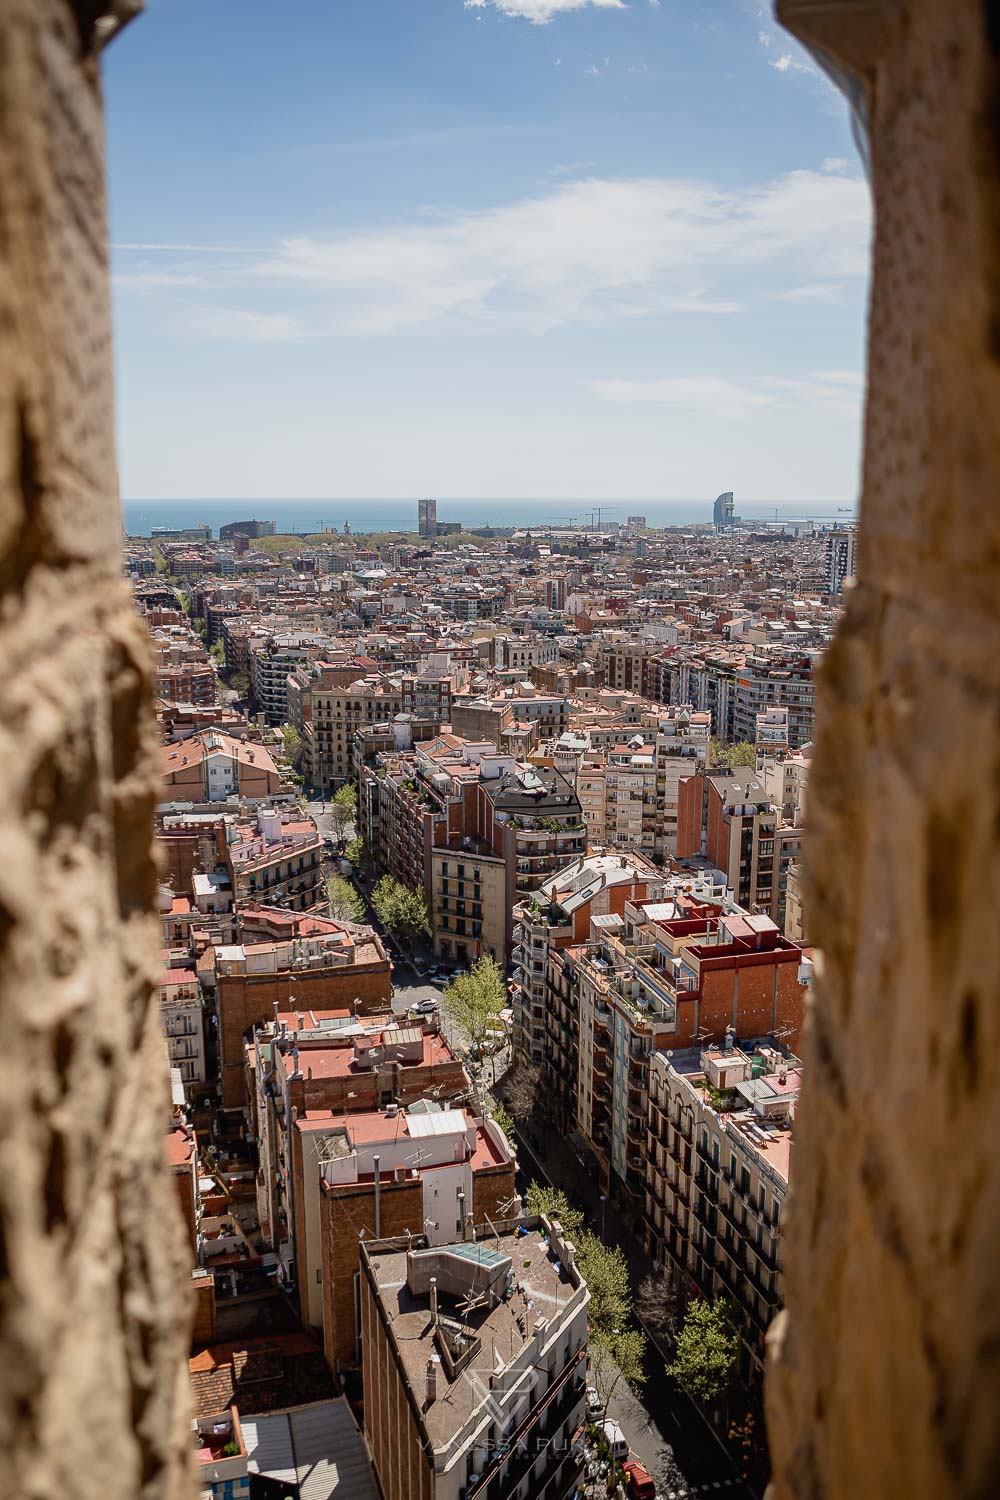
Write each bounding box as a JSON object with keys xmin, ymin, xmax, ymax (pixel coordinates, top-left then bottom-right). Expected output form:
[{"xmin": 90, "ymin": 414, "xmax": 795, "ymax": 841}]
[
  {"xmin": 408, "ymin": 998, "xmax": 439, "ymax": 1017},
  {"xmin": 622, "ymin": 1460, "xmax": 656, "ymax": 1499},
  {"xmin": 585, "ymin": 1386, "xmax": 605, "ymax": 1424},
  {"xmin": 600, "ymin": 1419, "xmax": 629, "ymax": 1463}
]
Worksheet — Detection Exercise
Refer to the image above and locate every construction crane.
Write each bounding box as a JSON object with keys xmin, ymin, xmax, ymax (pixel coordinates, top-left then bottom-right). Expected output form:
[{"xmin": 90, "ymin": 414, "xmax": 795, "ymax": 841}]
[
  {"xmin": 550, "ymin": 515, "xmax": 578, "ymax": 527},
  {"xmin": 588, "ymin": 505, "xmax": 619, "ymax": 530}
]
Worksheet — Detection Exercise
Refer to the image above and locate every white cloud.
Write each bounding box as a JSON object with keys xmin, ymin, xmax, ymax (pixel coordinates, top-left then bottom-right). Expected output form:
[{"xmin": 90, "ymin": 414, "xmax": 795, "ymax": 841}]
[
  {"xmin": 186, "ymin": 308, "xmax": 307, "ymax": 343},
  {"xmin": 822, "ymin": 156, "xmax": 849, "ymax": 174},
  {"xmin": 757, "ymin": 29, "xmax": 772, "ymax": 46},
  {"xmin": 247, "ymin": 169, "xmax": 869, "ymax": 336},
  {"xmin": 770, "ymin": 52, "xmax": 812, "ymax": 74},
  {"xmin": 464, "ymin": 0, "xmax": 627, "ymax": 22},
  {"xmin": 592, "ymin": 369, "xmax": 863, "ymax": 419}
]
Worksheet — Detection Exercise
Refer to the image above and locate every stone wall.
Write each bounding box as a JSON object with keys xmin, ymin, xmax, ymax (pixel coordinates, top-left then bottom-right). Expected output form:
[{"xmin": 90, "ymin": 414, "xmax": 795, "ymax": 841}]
[
  {"xmin": 766, "ymin": 4, "xmax": 1000, "ymax": 1498},
  {"xmin": 0, "ymin": 4, "xmax": 192, "ymax": 1498}
]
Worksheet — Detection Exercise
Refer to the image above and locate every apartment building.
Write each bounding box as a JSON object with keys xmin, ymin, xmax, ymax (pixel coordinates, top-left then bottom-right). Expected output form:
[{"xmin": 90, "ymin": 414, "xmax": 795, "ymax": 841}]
[
  {"xmin": 825, "ymin": 528, "xmax": 857, "ymax": 595},
  {"xmin": 494, "ymin": 635, "xmax": 559, "ymax": 673},
  {"xmin": 645, "ymin": 1040, "xmax": 799, "ymax": 1379},
  {"xmin": 308, "ymin": 676, "xmax": 406, "ymax": 789},
  {"xmin": 731, "ymin": 654, "xmax": 815, "ymax": 748},
  {"xmin": 573, "ymin": 897, "xmax": 807, "ymax": 1214},
  {"xmin": 678, "ymin": 768, "xmax": 778, "ymax": 914},
  {"xmin": 225, "ymin": 806, "xmax": 324, "ymax": 913},
  {"xmin": 432, "ymin": 842, "xmax": 507, "ymax": 969},
  {"xmin": 153, "ymin": 629, "xmax": 218, "ymax": 708},
  {"xmin": 249, "ymin": 634, "xmax": 329, "ymax": 724},
  {"xmin": 161, "ymin": 732, "xmax": 283, "ymax": 802},
  {"xmin": 783, "ymin": 863, "xmax": 806, "ymax": 942},
  {"xmin": 754, "ymin": 707, "xmax": 790, "ymax": 767},
  {"xmin": 509, "ymin": 850, "xmax": 665, "ymax": 1073},
  {"xmin": 552, "ymin": 708, "xmax": 708, "ymax": 864},
  {"xmin": 362, "ymin": 737, "xmax": 585, "ymax": 965},
  {"xmin": 316, "ymin": 1105, "xmax": 516, "ymax": 1367},
  {"xmin": 361, "ymin": 1218, "xmax": 588, "ymax": 1500},
  {"xmin": 159, "ymin": 964, "xmax": 206, "ymax": 1088},
  {"xmin": 246, "ymin": 1008, "xmax": 508, "ymax": 1339},
  {"xmin": 214, "ymin": 920, "xmax": 393, "ymax": 1107}
]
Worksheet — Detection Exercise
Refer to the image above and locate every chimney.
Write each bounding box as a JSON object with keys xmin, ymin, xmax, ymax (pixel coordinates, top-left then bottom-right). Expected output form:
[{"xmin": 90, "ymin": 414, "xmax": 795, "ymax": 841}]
[
  {"xmin": 430, "ymin": 1276, "xmax": 438, "ymax": 1327},
  {"xmin": 373, "ymin": 1154, "xmax": 381, "ymax": 1238},
  {"xmin": 424, "ymin": 1354, "xmax": 440, "ymax": 1409}
]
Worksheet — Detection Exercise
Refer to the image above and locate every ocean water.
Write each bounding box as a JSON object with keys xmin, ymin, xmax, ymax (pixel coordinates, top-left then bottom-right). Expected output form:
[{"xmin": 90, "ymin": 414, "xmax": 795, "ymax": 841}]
[{"xmin": 123, "ymin": 498, "xmax": 855, "ymax": 538}]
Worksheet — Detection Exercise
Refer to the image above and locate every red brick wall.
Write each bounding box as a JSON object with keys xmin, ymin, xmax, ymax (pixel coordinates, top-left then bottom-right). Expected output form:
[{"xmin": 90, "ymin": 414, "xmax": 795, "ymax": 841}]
[
  {"xmin": 361, "ymin": 1254, "xmax": 435, "ymax": 1500},
  {"xmin": 671, "ymin": 956, "xmax": 805, "ymax": 1051},
  {"xmin": 319, "ymin": 1159, "xmax": 515, "ymax": 1373},
  {"xmin": 706, "ymin": 782, "xmax": 727, "ymax": 872},
  {"xmin": 218, "ymin": 961, "xmax": 392, "ymax": 1107},
  {"xmin": 677, "ymin": 774, "xmax": 702, "ymax": 858},
  {"xmin": 291, "ymin": 1057, "xmax": 467, "ymax": 1117},
  {"xmin": 191, "ymin": 1270, "xmax": 216, "ymax": 1346},
  {"xmin": 472, "ymin": 1162, "xmax": 518, "ymax": 1228},
  {"xmin": 697, "ymin": 956, "xmax": 805, "ymax": 1050},
  {"xmin": 322, "ymin": 1179, "xmax": 423, "ymax": 1368}
]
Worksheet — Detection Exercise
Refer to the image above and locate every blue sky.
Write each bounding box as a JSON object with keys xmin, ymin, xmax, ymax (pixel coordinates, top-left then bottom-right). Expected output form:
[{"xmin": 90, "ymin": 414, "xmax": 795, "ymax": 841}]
[{"xmin": 105, "ymin": 0, "xmax": 870, "ymax": 502}]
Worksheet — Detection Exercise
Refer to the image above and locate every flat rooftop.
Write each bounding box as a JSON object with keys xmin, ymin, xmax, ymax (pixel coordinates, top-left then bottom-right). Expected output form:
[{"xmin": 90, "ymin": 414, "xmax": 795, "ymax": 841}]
[
  {"xmin": 365, "ymin": 1223, "xmax": 579, "ymax": 1452},
  {"xmin": 281, "ymin": 1028, "xmax": 458, "ymax": 1081}
]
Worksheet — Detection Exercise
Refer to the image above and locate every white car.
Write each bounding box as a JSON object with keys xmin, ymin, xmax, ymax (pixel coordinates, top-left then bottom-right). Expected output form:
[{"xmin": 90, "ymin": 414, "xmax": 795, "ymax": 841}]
[
  {"xmin": 408, "ymin": 998, "xmax": 439, "ymax": 1017},
  {"xmin": 586, "ymin": 1386, "xmax": 605, "ymax": 1423}
]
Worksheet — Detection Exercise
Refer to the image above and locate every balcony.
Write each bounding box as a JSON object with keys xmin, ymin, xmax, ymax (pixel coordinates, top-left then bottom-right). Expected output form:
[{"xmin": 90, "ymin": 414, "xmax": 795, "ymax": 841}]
[{"xmin": 466, "ymin": 1352, "xmax": 585, "ymax": 1500}]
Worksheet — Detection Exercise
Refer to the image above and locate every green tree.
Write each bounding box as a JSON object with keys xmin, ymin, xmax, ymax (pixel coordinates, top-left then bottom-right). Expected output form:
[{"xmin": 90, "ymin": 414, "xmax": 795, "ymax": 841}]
[
  {"xmin": 441, "ymin": 954, "xmax": 507, "ymax": 1052},
  {"xmin": 209, "ymin": 640, "xmax": 225, "ymax": 666},
  {"xmin": 231, "ymin": 669, "xmax": 250, "ymax": 699},
  {"xmin": 576, "ymin": 1232, "xmax": 632, "ymax": 1333},
  {"xmin": 371, "ymin": 874, "xmax": 430, "ymax": 946},
  {"xmin": 523, "ymin": 1183, "xmax": 646, "ymax": 1402},
  {"xmin": 710, "ymin": 738, "xmax": 756, "ymax": 769},
  {"xmin": 588, "ymin": 1325, "xmax": 647, "ymax": 1408},
  {"xmin": 343, "ymin": 834, "xmax": 366, "ymax": 867},
  {"xmin": 489, "ymin": 1101, "xmax": 515, "ymax": 1143},
  {"xmin": 281, "ymin": 723, "xmax": 303, "ymax": 767},
  {"xmin": 667, "ymin": 1298, "xmax": 739, "ymax": 1402},
  {"xmin": 524, "ymin": 1182, "xmax": 584, "ymax": 1243},
  {"xmin": 328, "ymin": 783, "xmax": 356, "ymax": 845},
  {"xmin": 575, "ymin": 1233, "xmax": 647, "ymax": 1403},
  {"xmin": 326, "ymin": 873, "xmax": 367, "ymax": 924}
]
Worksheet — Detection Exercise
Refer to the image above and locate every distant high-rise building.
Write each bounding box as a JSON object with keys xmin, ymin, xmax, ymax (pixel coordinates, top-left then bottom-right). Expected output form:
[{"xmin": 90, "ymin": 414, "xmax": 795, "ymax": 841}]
[
  {"xmin": 713, "ymin": 491, "xmax": 735, "ymax": 528},
  {"xmin": 218, "ymin": 518, "xmax": 275, "ymax": 540},
  {"xmin": 826, "ymin": 528, "xmax": 857, "ymax": 594},
  {"xmin": 627, "ymin": 513, "xmax": 647, "ymax": 531},
  {"xmin": 417, "ymin": 497, "xmax": 437, "ymax": 537}
]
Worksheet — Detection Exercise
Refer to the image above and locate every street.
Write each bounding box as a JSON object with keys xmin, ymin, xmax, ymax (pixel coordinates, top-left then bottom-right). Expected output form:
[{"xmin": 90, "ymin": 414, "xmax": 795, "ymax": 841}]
[{"xmin": 515, "ymin": 1128, "xmax": 756, "ymax": 1500}]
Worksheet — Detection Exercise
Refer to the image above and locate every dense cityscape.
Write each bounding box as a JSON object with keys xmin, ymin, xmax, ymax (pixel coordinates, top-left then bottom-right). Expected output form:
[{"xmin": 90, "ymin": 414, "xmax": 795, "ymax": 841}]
[{"xmin": 134, "ymin": 498, "xmax": 857, "ymax": 1499}]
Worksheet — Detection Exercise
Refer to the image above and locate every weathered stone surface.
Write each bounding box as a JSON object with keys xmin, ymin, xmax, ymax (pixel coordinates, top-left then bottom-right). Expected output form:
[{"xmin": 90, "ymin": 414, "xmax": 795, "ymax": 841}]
[
  {"xmin": 767, "ymin": 4, "xmax": 1000, "ymax": 1498},
  {"xmin": 0, "ymin": 4, "xmax": 192, "ymax": 1498}
]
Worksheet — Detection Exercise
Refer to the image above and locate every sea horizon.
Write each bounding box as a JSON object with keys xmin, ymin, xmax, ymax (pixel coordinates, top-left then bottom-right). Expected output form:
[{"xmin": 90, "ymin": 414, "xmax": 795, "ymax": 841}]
[{"xmin": 122, "ymin": 497, "xmax": 857, "ymax": 538}]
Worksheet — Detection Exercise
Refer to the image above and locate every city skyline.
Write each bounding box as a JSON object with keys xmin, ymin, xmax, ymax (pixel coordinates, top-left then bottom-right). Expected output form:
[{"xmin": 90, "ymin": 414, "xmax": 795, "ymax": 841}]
[{"xmin": 106, "ymin": 0, "xmax": 871, "ymax": 503}]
